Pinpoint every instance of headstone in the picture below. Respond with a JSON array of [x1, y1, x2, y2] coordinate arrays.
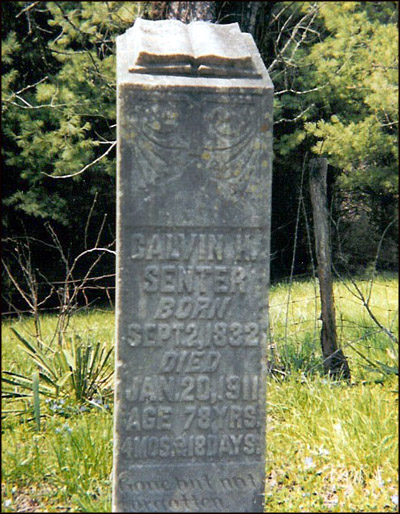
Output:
[[113, 18, 273, 513]]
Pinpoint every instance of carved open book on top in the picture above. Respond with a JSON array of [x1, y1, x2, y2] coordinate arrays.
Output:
[[129, 19, 262, 78]]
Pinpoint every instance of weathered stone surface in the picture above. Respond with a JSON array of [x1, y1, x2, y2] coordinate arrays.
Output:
[[129, 19, 259, 77], [113, 19, 273, 513]]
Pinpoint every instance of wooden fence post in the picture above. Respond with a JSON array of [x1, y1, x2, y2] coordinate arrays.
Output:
[[309, 158, 351, 380]]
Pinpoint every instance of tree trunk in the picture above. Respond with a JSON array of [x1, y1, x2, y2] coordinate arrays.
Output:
[[241, 2, 262, 36], [149, 2, 263, 38], [309, 158, 351, 380], [165, 1, 216, 22]]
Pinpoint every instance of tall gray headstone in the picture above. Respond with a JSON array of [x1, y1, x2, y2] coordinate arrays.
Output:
[[113, 18, 273, 513]]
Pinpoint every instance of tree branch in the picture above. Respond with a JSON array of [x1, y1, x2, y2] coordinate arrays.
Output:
[[275, 104, 315, 124], [41, 141, 116, 179], [16, 1, 41, 18]]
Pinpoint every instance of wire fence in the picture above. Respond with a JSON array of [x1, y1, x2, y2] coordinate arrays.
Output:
[[3, 248, 398, 366], [2, 158, 398, 379], [267, 271, 398, 375]]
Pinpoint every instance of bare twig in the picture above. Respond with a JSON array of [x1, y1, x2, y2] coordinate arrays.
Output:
[[332, 218, 398, 345], [268, 5, 318, 74], [14, 76, 49, 96], [2, 259, 34, 310], [16, 2, 41, 18], [275, 104, 315, 124], [268, 2, 297, 28], [41, 141, 116, 179], [275, 85, 329, 96], [366, 219, 396, 304], [284, 153, 308, 349], [85, 192, 98, 250], [94, 214, 108, 250]]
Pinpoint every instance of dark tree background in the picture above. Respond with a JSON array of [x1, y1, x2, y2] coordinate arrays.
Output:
[[2, 1, 398, 313]]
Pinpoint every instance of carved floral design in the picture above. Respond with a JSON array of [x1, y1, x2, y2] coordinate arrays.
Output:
[[126, 93, 265, 197]]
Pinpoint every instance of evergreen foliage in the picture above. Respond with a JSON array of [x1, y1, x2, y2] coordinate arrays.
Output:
[[3, 2, 146, 228], [2, 1, 398, 309], [259, 2, 398, 274], [305, 3, 397, 194]]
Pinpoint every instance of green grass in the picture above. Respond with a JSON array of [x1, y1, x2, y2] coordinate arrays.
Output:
[[269, 273, 398, 380], [266, 373, 398, 512], [2, 276, 398, 512], [2, 410, 113, 512], [266, 273, 398, 511], [2, 308, 115, 512], [2, 308, 115, 378]]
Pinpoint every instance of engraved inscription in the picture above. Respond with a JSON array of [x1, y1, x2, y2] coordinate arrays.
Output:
[[131, 233, 224, 261], [118, 494, 224, 512], [120, 228, 266, 470], [143, 265, 247, 294], [118, 471, 258, 493], [130, 232, 262, 262], [126, 322, 261, 348], [125, 374, 260, 403], [116, 467, 263, 511], [120, 433, 261, 459], [154, 295, 232, 320]]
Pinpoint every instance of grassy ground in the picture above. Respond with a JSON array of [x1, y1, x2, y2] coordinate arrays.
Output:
[[2, 309, 115, 512], [2, 275, 398, 512], [265, 374, 398, 511], [266, 273, 398, 512]]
